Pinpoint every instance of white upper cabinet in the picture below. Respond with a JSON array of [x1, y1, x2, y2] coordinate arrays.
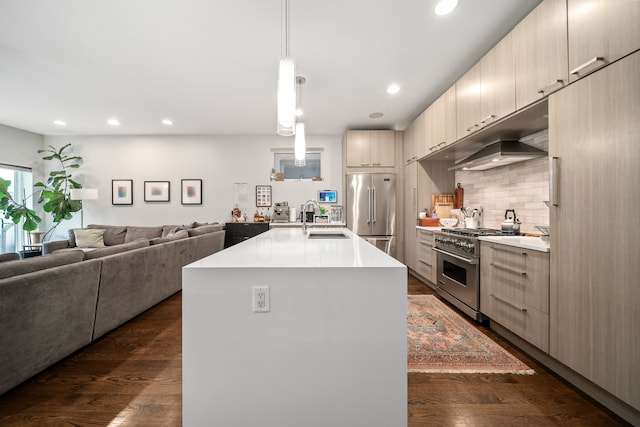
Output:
[[514, 0, 569, 110], [568, 0, 640, 82]]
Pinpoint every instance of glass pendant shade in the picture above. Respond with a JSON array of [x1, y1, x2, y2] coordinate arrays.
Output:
[[277, 57, 296, 136], [294, 122, 306, 166]]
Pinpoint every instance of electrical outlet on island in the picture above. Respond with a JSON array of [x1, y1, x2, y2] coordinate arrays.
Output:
[[252, 286, 270, 313]]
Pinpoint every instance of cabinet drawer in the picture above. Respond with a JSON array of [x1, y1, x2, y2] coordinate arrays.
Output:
[[486, 243, 549, 273], [416, 229, 434, 245], [484, 295, 549, 352]]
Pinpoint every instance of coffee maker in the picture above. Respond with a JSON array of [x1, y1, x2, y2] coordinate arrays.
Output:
[[272, 202, 290, 223]]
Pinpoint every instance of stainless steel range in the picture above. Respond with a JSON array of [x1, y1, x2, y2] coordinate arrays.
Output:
[[433, 228, 504, 322]]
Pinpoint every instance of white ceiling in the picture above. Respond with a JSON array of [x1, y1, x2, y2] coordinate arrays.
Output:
[[0, 0, 541, 137]]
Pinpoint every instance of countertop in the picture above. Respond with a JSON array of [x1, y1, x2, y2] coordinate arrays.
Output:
[[187, 227, 404, 269], [269, 222, 346, 228], [479, 235, 550, 252], [416, 226, 442, 231]]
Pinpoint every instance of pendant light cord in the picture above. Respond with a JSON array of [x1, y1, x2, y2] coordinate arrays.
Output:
[[282, 0, 290, 58]]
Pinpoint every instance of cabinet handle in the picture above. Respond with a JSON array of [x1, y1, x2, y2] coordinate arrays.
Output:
[[480, 114, 496, 124], [419, 242, 433, 248], [429, 145, 438, 151], [412, 187, 417, 209], [465, 124, 479, 133], [361, 162, 370, 166], [437, 141, 446, 147], [570, 56, 606, 77], [490, 293, 527, 312], [371, 163, 382, 166], [550, 156, 559, 207], [490, 262, 527, 277], [490, 245, 527, 256], [418, 259, 432, 267], [537, 79, 565, 95]]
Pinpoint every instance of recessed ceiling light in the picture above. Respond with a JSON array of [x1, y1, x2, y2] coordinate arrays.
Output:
[[53, 120, 66, 126], [434, 0, 458, 16], [162, 119, 173, 126], [369, 112, 384, 119], [386, 84, 400, 94], [107, 119, 120, 126]]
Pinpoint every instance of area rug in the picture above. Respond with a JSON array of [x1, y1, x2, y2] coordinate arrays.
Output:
[[408, 295, 534, 374]]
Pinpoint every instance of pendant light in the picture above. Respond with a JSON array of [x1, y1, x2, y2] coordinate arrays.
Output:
[[294, 76, 306, 166], [277, 0, 296, 136]]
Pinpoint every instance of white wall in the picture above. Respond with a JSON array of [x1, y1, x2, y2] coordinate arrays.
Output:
[[43, 134, 343, 239]]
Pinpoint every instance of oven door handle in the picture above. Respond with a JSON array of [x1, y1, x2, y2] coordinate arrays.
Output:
[[433, 248, 479, 265]]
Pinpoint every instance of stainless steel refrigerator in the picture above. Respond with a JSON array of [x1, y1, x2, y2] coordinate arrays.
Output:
[[346, 173, 397, 257]]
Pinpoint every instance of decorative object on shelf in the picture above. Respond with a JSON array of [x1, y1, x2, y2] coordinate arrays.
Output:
[[231, 205, 242, 222], [276, 0, 296, 136], [255, 185, 272, 207], [112, 179, 133, 205], [1, 143, 83, 241], [439, 217, 458, 227], [144, 181, 170, 203], [181, 179, 202, 205], [70, 188, 99, 228]]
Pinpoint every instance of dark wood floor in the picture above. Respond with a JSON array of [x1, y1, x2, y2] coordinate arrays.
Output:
[[0, 274, 628, 426]]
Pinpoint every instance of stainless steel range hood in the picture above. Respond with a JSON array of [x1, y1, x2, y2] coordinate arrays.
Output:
[[448, 140, 547, 171]]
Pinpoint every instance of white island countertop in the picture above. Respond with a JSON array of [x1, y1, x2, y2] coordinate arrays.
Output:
[[188, 226, 404, 269], [183, 226, 407, 427]]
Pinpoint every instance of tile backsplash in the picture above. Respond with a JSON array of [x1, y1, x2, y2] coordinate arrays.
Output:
[[454, 129, 549, 234]]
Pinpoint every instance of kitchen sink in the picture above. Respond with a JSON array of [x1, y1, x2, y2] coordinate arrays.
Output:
[[307, 231, 350, 239]]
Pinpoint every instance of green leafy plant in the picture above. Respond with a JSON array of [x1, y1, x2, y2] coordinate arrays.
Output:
[[0, 143, 83, 240]]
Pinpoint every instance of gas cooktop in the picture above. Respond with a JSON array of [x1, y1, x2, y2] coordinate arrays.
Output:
[[440, 228, 504, 237]]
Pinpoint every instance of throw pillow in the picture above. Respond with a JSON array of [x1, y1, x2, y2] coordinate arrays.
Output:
[[74, 228, 106, 248]]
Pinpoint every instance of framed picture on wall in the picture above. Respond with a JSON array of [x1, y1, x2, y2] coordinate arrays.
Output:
[[181, 179, 202, 205], [144, 181, 170, 202], [112, 179, 133, 205], [255, 185, 272, 207]]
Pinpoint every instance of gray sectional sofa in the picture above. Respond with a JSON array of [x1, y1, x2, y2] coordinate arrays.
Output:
[[0, 222, 225, 395]]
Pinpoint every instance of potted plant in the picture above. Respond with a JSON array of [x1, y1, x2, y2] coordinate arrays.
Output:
[[0, 143, 83, 242]]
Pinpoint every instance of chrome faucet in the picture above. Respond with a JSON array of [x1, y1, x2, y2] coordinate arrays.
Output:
[[301, 200, 319, 234]]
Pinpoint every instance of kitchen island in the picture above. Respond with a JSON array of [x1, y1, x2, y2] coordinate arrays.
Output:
[[182, 227, 407, 427]]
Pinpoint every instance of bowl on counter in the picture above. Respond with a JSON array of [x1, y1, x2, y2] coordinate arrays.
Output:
[[439, 217, 458, 227]]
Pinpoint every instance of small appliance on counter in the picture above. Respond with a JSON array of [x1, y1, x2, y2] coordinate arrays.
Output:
[[272, 202, 290, 223], [501, 209, 521, 234]]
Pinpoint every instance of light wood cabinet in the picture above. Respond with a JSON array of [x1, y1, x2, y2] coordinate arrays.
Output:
[[426, 85, 456, 155], [514, 0, 569, 110], [403, 161, 418, 270], [567, 0, 640, 82], [455, 63, 482, 139], [456, 34, 515, 139], [416, 228, 436, 285], [345, 130, 396, 167], [548, 51, 640, 411], [480, 242, 550, 351], [480, 32, 515, 128], [403, 118, 417, 165], [412, 111, 428, 160]]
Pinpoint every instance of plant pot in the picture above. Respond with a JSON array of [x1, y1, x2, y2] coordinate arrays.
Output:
[[30, 231, 44, 244]]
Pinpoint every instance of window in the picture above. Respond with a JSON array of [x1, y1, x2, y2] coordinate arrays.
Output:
[[273, 151, 322, 180], [1, 165, 33, 253]]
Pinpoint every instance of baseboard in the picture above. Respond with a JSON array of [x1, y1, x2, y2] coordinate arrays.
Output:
[[491, 321, 640, 426], [408, 269, 437, 291]]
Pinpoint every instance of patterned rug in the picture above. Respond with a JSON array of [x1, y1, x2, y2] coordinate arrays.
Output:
[[408, 295, 534, 374]]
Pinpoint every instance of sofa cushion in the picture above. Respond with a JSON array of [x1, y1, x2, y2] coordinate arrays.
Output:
[[0, 251, 85, 280], [74, 228, 105, 248], [84, 239, 150, 260], [124, 226, 163, 243], [150, 229, 189, 245], [187, 223, 224, 237], [162, 225, 184, 237], [87, 224, 127, 246], [0, 253, 20, 263]]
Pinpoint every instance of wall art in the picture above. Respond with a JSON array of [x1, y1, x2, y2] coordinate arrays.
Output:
[[112, 179, 133, 205], [181, 179, 202, 205], [144, 181, 170, 202]]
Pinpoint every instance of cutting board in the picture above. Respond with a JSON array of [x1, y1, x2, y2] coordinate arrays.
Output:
[[434, 202, 454, 218], [432, 194, 454, 218]]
